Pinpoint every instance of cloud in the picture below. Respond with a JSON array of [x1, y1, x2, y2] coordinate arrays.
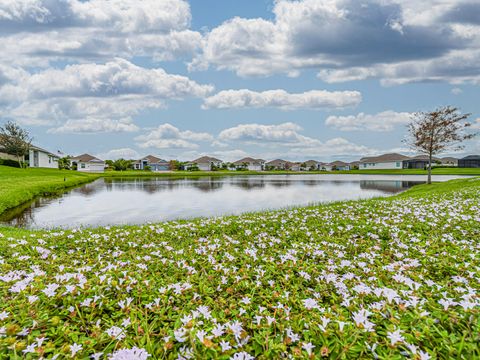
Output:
[[191, 0, 479, 84], [96, 148, 141, 160], [202, 89, 361, 110], [48, 118, 139, 134], [472, 118, 480, 129], [325, 111, 412, 132], [218, 122, 320, 147], [0, 59, 213, 131], [0, 0, 200, 65], [451, 87, 463, 95], [135, 123, 214, 149]]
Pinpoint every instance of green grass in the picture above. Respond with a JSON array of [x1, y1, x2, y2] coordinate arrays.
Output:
[[0, 166, 100, 214], [0, 176, 478, 358]]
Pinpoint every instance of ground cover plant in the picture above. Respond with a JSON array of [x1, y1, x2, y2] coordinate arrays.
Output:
[[0, 178, 479, 359]]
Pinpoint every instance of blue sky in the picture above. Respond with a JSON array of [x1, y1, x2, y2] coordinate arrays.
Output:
[[0, 0, 479, 162]]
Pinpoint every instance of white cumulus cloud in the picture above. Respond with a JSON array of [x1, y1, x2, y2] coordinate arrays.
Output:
[[202, 89, 362, 110], [325, 111, 412, 132], [135, 123, 214, 149]]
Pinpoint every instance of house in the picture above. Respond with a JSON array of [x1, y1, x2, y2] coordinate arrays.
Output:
[[441, 157, 458, 166], [403, 155, 441, 169], [232, 157, 265, 171], [70, 154, 105, 173], [329, 161, 351, 171], [304, 160, 321, 171], [349, 161, 360, 170], [287, 162, 302, 171], [359, 153, 410, 170], [318, 162, 331, 171], [186, 156, 223, 171], [265, 159, 288, 170], [26, 145, 60, 169], [458, 155, 480, 168], [133, 155, 170, 171]]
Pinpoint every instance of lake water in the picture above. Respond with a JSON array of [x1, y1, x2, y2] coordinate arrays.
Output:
[[0, 174, 466, 229]]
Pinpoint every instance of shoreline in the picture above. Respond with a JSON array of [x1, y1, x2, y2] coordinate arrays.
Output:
[[1, 165, 479, 218]]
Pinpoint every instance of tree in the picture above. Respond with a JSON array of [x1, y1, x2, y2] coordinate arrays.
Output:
[[0, 121, 32, 168], [405, 106, 475, 184], [111, 158, 134, 171], [58, 156, 71, 170]]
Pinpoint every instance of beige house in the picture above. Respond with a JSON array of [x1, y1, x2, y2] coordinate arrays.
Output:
[[70, 154, 105, 173], [232, 157, 265, 171], [360, 153, 410, 170]]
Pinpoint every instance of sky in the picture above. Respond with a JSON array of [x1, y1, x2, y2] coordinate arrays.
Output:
[[0, 0, 479, 162]]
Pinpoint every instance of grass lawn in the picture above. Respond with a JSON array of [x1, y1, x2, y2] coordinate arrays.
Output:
[[0, 166, 100, 214], [0, 176, 478, 358]]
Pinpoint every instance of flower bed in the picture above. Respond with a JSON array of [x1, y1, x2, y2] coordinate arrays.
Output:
[[0, 180, 479, 358]]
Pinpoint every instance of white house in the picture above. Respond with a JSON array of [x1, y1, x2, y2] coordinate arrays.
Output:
[[328, 160, 351, 171], [359, 153, 410, 170], [186, 156, 223, 171], [70, 153, 105, 173], [232, 157, 265, 171], [304, 160, 321, 171], [27, 145, 60, 169]]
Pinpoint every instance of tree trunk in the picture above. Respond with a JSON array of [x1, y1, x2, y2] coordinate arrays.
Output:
[[427, 152, 432, 185], [17, 155, 23, 169]]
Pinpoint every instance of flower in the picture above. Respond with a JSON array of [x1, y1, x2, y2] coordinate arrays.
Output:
[[108, 347, 150, 360], [70, 343, 83, 357]]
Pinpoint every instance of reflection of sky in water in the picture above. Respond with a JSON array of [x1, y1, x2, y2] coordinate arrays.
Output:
[[2, 174, 468, 229]]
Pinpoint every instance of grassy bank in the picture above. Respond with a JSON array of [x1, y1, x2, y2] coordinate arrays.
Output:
[[0, 166, 99, 214], [0, 177, 478, 358]]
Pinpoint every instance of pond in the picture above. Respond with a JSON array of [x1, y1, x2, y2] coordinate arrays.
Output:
[[0, 174, 466, 229]]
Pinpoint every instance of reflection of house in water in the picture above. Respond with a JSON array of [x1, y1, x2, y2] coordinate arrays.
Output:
[[190, 179, 224, 192], [360, 180, 422, 193], [231, 178, 266, 190]]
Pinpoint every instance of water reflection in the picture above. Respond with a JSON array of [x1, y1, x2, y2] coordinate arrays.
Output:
[[0, 174, 466, 229]]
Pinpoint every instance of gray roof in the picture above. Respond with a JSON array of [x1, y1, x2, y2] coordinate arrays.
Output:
[[460, 155, 480, 160], [360, 153, 410, 163], [192, 156, 222, 163], [233, 157, 265, 165], [30, 145, 60, 158], [71, 153, 104, 163]]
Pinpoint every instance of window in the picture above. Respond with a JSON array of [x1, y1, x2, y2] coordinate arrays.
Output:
[[81, 163, 86, 169], [48, 156, 52, 163], [396, 162, 400, 167]]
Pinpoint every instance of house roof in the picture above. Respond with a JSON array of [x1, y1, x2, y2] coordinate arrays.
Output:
[[304, 160, 320, 166], [266, 159, 287, 166], [360, 153, 410, 163], [192, 156, 222, 163], [349, 161, 360, 166], [406, 155, 441, 161], [139, 155, 168, 164], [460, 155, 480, 160], [329, 160, 349, 166], [232, 157, 265, 165], [71, 153, 104, 163], [30, 145, 60, 158], [441, 157, 458, 162]]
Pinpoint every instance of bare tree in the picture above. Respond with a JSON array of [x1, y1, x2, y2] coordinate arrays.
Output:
[[0, 121, 33, 168], [405, 106, 475, 184]]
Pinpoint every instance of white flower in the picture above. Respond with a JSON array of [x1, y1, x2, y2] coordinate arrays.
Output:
[[70, 343, 82, 357], [220, 340, 232, 352], [108, 347, 150, 360], [106, 326, 125, 340], [23, 343, 36, 354], [387, 329, 405, 346], [231, 352, 254, 360], [419, 350, 431, 360], [174, 328, 188, 343], [0, 311, 9, 321], [302, 342, 315, 355], [91, 352, 103, 360], [302, 298, 318, 310]]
